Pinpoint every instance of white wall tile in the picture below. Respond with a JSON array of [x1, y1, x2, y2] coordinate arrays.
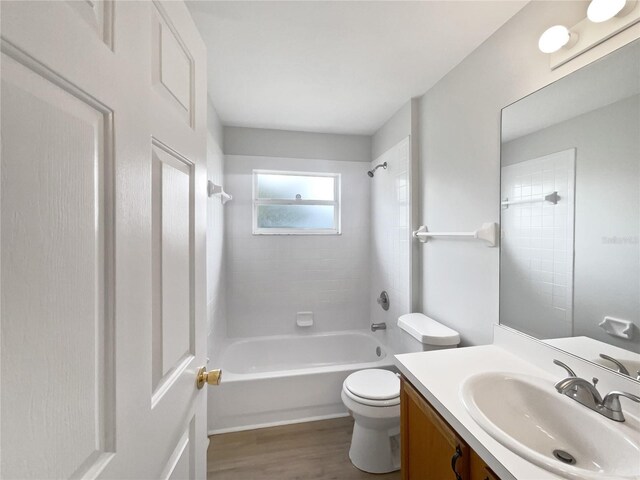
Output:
[[206, 109, 227, 357], [500, 149, 575, 339], [369, 138, 412, 352], [224, 155, 371, 337]]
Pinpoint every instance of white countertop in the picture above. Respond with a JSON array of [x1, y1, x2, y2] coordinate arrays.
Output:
[[394, 344, 566, 480]]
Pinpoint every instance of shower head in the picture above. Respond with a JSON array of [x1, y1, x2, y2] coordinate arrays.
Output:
[[367, 162, 387, 177]]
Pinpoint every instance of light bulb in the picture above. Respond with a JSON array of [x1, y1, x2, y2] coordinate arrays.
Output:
[[587, 0, 627, 22], [538, 25, 572, 54]]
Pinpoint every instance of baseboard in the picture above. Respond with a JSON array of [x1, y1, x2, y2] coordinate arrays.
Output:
[[208, 412, 351, 436]]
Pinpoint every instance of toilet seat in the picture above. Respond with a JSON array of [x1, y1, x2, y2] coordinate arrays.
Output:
[[343, 388, 400, 407], [343, 369, 400, 407]]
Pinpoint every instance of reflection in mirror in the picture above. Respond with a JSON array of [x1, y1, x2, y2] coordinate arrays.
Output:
[[500, 39, 640, 381]]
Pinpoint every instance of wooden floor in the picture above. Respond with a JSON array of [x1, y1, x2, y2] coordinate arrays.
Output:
[[207, 416, 401, 480]]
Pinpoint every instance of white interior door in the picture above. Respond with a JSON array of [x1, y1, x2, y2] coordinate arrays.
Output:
[[0, 1, 208, 478]]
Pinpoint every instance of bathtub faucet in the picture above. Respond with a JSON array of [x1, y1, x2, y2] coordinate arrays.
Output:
[[371, 322, 387, 332]]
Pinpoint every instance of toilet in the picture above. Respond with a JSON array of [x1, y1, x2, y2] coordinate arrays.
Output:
[[341, 313, 460, 473]]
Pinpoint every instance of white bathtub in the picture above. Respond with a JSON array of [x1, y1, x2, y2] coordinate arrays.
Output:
[[208, 330, 394, 434]]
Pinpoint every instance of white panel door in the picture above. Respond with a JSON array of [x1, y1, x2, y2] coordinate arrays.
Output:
[[0, 1, 208, 478]]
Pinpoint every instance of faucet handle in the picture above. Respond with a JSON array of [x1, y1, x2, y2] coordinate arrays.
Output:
[[553, 359, 577, 377], [603, 391, 640, 407], [602, 391, 640, 421]]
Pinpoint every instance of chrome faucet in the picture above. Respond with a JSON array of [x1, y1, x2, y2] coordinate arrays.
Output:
[[554, 360, 640, 422], [555, 376, 603, 409], [371, 322, 387, 332]]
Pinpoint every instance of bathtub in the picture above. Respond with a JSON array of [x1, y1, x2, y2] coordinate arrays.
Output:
[[208, 330, 394, 434]]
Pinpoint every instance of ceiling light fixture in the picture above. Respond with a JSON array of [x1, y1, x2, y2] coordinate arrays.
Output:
[[587, 0, 628, 22], [538, 25, 577, 53], [539, 0, 639, 69]]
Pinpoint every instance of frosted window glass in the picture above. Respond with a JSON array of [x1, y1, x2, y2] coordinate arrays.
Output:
[[257, 205, 335, 229], [257, 174, 334, 200]]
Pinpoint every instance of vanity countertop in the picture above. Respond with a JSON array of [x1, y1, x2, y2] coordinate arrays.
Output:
[[395, 344, 568, 480]]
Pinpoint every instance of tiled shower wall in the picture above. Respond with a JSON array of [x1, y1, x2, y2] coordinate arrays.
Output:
[[206, 102, 226, 357], [500, 149, 575, 338], [370, 137, 412, 353], [223, 154, 371, 338]]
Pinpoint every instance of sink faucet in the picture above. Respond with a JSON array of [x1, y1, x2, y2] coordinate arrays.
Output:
[[371, 322, 387, 332], [555, 376, 603, 409], [554, 360, 640, 422]]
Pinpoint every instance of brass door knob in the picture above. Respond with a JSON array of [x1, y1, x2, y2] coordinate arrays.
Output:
[[196, 367, 222, 389]]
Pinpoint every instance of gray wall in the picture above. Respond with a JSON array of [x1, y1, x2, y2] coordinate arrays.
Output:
[[502, 96, 639, 352], [224, 126, 371, 162], [417, 0, 640, 346], [372, 101, 412, 160], [208, 99, 224, 151]]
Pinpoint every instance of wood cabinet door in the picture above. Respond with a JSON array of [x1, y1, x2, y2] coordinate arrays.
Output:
[[401, 377, 470, 480], [471, 451, 501, 480]]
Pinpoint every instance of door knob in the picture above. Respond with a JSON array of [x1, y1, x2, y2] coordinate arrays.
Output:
[[196, 367, 222, 389]]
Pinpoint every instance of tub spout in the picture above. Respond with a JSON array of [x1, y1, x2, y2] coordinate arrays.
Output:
[[371, 322, 387, 332]]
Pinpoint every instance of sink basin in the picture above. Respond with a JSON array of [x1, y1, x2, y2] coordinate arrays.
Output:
[[461, 372, 640, 479]]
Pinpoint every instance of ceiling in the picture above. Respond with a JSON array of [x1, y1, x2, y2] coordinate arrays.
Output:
[[187, 1, 528, 135]]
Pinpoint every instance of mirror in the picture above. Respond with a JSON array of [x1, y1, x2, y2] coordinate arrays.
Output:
[[500, 39, 640, 381]]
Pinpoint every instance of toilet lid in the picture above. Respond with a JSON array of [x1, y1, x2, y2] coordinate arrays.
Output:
[[344, 369, 400, 400]]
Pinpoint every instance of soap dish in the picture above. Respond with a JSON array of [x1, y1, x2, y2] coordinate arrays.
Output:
[[599, 316, 634, 340], [296, 312, 313, 327]]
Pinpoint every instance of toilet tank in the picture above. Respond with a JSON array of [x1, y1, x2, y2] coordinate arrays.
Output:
[[397, 313, 460, 353]]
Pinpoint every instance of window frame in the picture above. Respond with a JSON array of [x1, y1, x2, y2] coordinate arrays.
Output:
[[252, 169, 342, 235]]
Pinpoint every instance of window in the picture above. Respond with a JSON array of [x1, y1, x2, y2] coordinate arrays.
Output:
[[253, 170, 341, 235]]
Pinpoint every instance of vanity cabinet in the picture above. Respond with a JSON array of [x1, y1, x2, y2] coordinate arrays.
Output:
[[471, 451, 500, 480], [400, 377, 500, 480]]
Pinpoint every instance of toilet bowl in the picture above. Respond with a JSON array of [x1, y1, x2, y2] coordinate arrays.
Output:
[[341, 369, 401, 474], [342, 313, 460, 473]]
